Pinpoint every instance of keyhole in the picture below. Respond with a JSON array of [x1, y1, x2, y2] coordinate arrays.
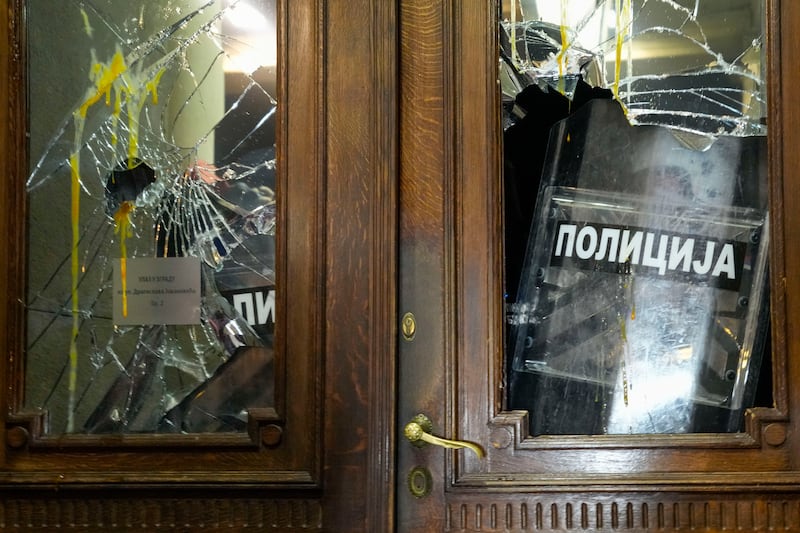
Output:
[[407, 466, 432, 498], [402, 312, 417, 341]]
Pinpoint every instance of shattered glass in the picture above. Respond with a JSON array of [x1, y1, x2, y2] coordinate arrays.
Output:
[[500, 0, 766, 137], [501, 0, 771, 435], [25, 0, 278, 434]]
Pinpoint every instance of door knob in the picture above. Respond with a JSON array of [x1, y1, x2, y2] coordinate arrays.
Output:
[[403, 413, 484, 458]]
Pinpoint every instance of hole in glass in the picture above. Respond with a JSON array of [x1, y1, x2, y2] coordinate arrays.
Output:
[[25, 0, 278, 435], [501, 0, 772, 435]]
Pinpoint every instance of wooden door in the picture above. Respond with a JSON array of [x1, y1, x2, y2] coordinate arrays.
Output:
[[0, 1, 396, 530], [398, 1, 800, 531]]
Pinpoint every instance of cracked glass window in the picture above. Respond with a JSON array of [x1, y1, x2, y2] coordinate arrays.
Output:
[[25, 0, 278, 434], [500, 0, 764, 136], [502, 0, 770, 435]]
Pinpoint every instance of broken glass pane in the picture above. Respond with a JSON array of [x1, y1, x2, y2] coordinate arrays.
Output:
[[25, 0, 278, 434], [501, 0, 771, 435], [500, 0, 765, 137]]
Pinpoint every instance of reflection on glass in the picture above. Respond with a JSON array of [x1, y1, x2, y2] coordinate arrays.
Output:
[[25, 0, 278, 434], [501, 0, 770, 435]]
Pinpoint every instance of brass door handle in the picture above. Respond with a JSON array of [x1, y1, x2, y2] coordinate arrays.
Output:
[[403, 414, 484, 458]]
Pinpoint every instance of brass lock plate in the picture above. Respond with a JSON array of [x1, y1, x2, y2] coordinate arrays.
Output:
[[401, 312, 416, 341], [407, 466, 433, 498]]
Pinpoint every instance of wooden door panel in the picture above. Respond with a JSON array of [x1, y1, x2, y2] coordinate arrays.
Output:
[[2, 0, 322, 486], [398, 0, 800, 530], [0, 1, 396, 530], [397, 0, 450, 530]]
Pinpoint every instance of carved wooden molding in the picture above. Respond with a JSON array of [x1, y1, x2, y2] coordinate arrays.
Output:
[[0, 497, 322, 530], [446, 494, 800, 532], [487, 409, 792, 452]]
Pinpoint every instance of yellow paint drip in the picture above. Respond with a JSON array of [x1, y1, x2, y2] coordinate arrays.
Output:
[[612, 0, 633, 116], [110, 86, 122, 146], [556, 0, 570, 95], [114, 201, 135, 317], [68, 152, 81, 431], [65, 47, 165, 431], [127, 110, 140, 164], [146, 69, 166, 105]]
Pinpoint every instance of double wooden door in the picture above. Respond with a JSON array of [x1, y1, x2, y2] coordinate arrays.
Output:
[[4, 1, 800, 531]]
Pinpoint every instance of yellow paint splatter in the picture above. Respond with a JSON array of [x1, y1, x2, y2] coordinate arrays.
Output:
[[78, 50, 127, 118], [121, 67, 165, 165], [127, 110, 140, 164], [146, 68, 166, 105], [110, 86, 122, 146], [114, 201, 136, 317], [65, 47, 165, 432], [556, 0, 570, 95]]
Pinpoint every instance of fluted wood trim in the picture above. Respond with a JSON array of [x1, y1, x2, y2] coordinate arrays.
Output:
[[0, 497, 322, 531], [445, 494, 800, 532]]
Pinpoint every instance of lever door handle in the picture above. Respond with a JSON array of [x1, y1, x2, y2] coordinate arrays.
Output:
[[403, 413, 484, 458]]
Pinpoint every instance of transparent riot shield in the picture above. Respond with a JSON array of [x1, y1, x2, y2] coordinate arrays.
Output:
[[509, 98, 769, 435]]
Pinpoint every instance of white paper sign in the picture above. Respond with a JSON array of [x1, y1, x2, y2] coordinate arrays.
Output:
[[113, 257, 201, 325]]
